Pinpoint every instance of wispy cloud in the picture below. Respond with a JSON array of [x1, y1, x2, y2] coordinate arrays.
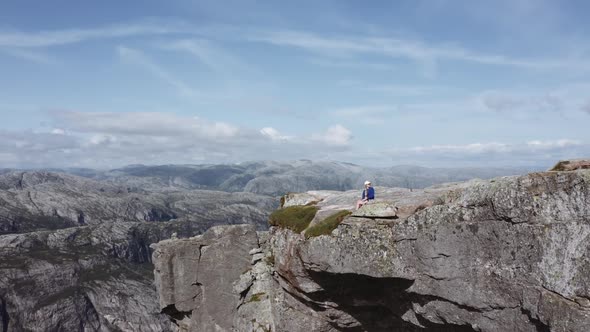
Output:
[[0, 47, 55, 64], [337, 80, 442, 96], [117, 46, 200, 98], [476, 85, 590, 116], [0, 20, 190, 48], [479, 91, 563, 113], [364, 84, 441, 96], [385, 139, 588, 167], [307, 58, 397, 71], [399, 139, 584, 156], [161, 39, 247, 76], [251, 29, 590, 71], [407, 142, 511, 154], [526, 139, 581, 149], [403, 140, 583, 154]]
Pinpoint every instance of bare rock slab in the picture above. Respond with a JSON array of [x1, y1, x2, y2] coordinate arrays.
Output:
[[351, 201, 398, 218]]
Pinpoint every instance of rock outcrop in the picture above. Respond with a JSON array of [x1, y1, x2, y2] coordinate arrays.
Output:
[[152, 224, 260, 331], [0, 171, 278, 331], [549, 159, 590, 171], [153, 167, 590, 331], [0, 222, 180, 331]]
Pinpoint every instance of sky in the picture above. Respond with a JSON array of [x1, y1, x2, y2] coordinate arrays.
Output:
[[0, 0, 589, 169]]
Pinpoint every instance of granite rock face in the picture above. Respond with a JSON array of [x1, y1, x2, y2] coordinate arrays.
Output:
[[351, 201, 398, 218], [0, 171, 278, 332], [154, 168, 590, 331], [0, 222, 184, 332], [152, 224, 259, 331]]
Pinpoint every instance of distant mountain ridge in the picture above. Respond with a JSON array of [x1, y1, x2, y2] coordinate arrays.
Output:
[[35, 160, 538, 196]]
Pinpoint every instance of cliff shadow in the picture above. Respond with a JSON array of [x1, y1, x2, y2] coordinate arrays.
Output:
[[307, 271, 477, 332]]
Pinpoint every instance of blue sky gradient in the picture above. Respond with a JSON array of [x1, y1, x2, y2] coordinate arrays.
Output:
[[1, 0, 589, 168]]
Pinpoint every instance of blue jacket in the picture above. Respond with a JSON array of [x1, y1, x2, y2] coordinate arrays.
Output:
[[362, 186, 375, 200]]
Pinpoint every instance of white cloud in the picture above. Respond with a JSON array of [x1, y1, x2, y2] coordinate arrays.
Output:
[[0, 111, 361, 168], [89, 134, 117, 146], [0, 129, 80, 153], [408, 142, 510, 154], [53, 111, 238, 139], [51, 128, 66, 135], [260, 127, 293, 141], [526, 139, 581, 149], [312, 124, 352, 146], [1, 116, 588, 168], [205, 121, 239, 138]]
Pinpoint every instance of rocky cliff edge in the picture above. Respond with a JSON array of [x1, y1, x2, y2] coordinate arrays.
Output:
[[152, 163, 590, 332]]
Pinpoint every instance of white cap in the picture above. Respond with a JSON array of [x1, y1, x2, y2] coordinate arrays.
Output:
[[364, 180, 371, 185]]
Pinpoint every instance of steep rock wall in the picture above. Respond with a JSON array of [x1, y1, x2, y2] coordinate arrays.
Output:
[[153, 168, 590, 331]]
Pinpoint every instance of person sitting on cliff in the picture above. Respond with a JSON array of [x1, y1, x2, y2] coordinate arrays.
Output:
[[356, 180, 375, 210]]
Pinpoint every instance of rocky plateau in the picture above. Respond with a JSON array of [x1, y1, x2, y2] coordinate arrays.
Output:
[[153, 162, 590, 331]]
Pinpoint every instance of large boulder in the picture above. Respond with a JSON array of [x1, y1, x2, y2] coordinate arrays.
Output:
[[351, 201, 398, 218], [549, 159, 590, 171], [152, 224, 259, 331]]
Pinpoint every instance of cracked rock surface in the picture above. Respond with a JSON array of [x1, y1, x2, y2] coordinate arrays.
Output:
[[154, 168, 590, 331], [152, 224, 259, 331], [0, 171, 277, 331]]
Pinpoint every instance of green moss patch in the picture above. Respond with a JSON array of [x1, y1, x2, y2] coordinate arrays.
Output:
[[269, 205, 319, 233], [305, 210, 352, 238], [248, 292, 266, 303]]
